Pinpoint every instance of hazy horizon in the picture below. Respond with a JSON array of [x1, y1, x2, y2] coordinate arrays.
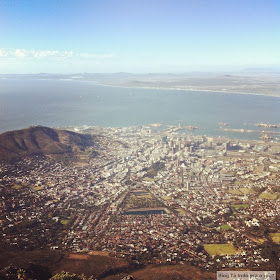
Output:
[[1, 68, 280, 75], [1, 0, 280, 74]]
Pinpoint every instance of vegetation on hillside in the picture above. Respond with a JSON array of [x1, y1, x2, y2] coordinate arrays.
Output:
[[0, 126, 94, 162], [50, 271, 94, 280]]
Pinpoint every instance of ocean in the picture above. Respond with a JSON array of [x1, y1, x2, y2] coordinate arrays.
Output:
[[0, 78, 280, 140]]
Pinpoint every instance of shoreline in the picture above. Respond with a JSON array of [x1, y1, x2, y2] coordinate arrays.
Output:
[[88, 81, 280, 98], [1, 77, 279, 98], [1, 122, 280, 143]]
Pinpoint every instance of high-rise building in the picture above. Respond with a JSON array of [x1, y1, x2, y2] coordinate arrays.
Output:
[[186, 180, 190, 191], [181, 167, 184, 188]]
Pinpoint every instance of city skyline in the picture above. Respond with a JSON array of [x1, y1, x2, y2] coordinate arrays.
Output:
[[0, 0, 280, 73]]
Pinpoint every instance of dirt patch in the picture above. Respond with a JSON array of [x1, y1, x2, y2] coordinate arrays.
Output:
[[89, 250, 110, 256], [102, 264, 216, 280], [68, 254, 89, 260]]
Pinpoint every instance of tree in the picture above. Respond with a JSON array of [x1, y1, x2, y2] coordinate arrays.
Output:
[[50, 271, 94, 280], [17, 268, 29, 280]]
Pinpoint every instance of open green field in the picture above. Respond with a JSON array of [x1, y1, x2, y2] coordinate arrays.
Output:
[[239, 187, 253, 194], [12, 184, 23, 190], [255, 238, 266, 244], [228, 187, 255, 195], [32, 186, 44, 191], [228, 189, 241, 195], [246, 236, 266, 244], [175, 208, 186, 215], [219, 224, 232, 230], [61, 219, 70, 225], [270, 232, 280, 244], [162, 196, 172, 201], [204, 243, 237, 256], [258, 192, 278, 200], [231, 204, 249, 209]]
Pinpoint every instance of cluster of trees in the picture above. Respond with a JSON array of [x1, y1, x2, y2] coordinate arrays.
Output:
[[50, 271, 94, 280], [125, 193, 163, 209], [261, 241, 280, 268], [143, 161, 165, 178], [1, 269, 94, 280]]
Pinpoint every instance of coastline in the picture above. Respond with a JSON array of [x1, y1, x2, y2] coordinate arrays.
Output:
[[1, 76, 279, 98], [89, 81, 280, 98]]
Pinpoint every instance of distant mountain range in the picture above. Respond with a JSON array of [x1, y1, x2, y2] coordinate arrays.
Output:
[[0, 126, 94, 162], [1, 72, 280, 96]]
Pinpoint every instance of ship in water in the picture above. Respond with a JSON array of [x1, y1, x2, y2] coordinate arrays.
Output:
[[256, 123, 280, 128], [150, 123, 162, 127], [186, 125, 199, 131]]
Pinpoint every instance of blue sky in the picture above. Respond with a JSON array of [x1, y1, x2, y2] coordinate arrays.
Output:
[[0, 0, 279, 73]]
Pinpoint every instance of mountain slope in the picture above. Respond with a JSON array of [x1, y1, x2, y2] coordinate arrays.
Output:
[[0, 126, 94, 162]]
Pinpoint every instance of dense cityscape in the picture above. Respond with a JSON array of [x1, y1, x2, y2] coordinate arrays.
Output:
[[0, 124, 280, 273]]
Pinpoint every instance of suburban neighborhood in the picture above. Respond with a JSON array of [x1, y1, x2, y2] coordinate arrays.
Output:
[[0, 124, 280, 271]]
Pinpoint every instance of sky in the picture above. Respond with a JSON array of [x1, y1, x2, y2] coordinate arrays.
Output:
[[0, 0, 280, 74]]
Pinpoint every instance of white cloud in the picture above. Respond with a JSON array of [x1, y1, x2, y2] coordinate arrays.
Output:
[[30, 50, 74, 58], [15, 49, 26, 57], [0, 48, 115, 60]]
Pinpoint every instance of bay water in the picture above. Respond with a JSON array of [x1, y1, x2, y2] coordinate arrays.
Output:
[[0, 78, 279, 140]]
